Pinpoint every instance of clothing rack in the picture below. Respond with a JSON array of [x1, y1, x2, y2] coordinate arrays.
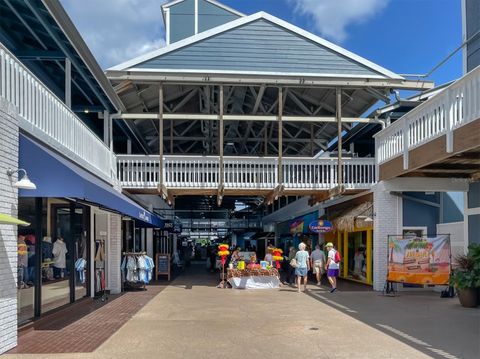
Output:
[[121, 252, 154, 291]]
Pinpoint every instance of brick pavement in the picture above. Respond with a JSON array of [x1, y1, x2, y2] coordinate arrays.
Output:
[[7, 284, 165, 354]]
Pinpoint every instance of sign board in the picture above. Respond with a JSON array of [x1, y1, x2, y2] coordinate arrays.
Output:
[[156, 253, 171, 281], [309, 220, 333, 233], [387, 235, 451, 285]]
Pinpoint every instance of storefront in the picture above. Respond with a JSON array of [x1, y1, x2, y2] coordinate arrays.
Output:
[[324, 196, 374, 285], [276, 211, 320, 253], [16, 135, 163, 324]]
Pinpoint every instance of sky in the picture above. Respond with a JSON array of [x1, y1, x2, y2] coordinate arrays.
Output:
[[60, 0, 463, 88]]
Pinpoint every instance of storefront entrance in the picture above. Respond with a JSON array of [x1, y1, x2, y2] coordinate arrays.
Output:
[[17, 198, 90, 324]]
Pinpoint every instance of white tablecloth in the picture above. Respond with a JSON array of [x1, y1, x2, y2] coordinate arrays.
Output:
[[228, 275, 280, 289]]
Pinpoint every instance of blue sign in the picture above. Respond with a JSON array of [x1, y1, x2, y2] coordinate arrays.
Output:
[[309, 220, 333, 233]]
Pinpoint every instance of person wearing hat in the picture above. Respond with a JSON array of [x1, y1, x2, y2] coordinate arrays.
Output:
[[325, 242, 339, 292]]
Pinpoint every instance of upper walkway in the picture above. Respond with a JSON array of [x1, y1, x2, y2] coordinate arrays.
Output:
[[375, 65, 480, 180], [0, 42, 117, 186], [117, 154, 376, 196]]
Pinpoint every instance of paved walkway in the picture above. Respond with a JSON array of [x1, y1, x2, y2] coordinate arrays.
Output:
[[5, 266, 480, 359]]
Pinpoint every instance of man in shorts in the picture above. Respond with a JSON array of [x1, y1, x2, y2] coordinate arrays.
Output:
[[310, 244, 326, 285], [325, 242, 339, 293]]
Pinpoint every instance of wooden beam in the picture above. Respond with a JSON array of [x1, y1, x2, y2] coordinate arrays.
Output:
[[218, 85, 224, 206], [278, 88, 283, 186], [336, 88, 343, 188], [158, 85, 164, 192]]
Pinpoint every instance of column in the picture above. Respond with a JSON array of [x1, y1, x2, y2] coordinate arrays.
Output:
[[159, 85, 164, 188], [336, 88, 343, 187], [366, 229, 373, 284], [107, 214, 122, 294], [343, 230, 348, 278], [278, 88, 283, 185], [373, 183, 401, 291], [65, 57, 71, 108], [0, 98, 20, 353], [219, 85, 224, 191]]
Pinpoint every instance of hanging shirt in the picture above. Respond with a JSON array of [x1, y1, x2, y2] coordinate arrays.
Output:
[[52, 239, 68, 269]]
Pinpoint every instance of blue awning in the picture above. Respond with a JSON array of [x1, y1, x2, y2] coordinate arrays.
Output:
[[18, 134, 163, 228]]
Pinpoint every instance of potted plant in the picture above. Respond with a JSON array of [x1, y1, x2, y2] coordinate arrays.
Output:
[[450, 244, 480, 308]]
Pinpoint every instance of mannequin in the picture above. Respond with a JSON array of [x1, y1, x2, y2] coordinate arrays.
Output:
[[52, 237, 68, 279]]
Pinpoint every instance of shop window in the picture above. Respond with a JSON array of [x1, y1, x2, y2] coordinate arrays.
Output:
[[346, 231, 369, 283]]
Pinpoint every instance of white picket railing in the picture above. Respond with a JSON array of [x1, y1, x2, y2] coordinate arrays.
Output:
[[0, 43, 115, 183], [117, 155, 376, 190], [375, 65, 480, 166]]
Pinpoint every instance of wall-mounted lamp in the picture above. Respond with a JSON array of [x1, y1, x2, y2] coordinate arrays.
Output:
[[7, 168, 37, 190], [356, 215, 373, 222]]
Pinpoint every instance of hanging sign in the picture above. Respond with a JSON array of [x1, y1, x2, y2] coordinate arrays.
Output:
[[387, 235, 451, 285], [309, 220, 333, 233]]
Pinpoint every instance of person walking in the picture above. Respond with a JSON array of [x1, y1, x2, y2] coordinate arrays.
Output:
[[325, 242, 339, 293], [294, 242, 310, 293], [285, 246, 296, 285], [311, 244, 326, 285]]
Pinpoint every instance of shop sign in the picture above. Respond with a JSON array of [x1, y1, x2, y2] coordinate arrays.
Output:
[[387, 234, 451, 285], [308, 220, 333, 233]]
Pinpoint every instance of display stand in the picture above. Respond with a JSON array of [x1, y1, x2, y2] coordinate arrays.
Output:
[[156, 253, 171, 281], [123, 252, 147, 291]]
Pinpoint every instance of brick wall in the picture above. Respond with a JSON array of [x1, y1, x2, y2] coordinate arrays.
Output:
[[0, 98, 19, 354], [108, 213, 122, 294], [373, 184, 401, 291]]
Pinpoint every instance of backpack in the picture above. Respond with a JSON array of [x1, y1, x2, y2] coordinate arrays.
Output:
[[334, 250, 341, 263]]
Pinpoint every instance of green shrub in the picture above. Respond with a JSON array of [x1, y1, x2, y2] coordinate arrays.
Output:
[[449, 244, 480, 289]]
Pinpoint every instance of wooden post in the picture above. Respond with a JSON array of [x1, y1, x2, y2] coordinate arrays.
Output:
[[264, 122, 268, 156], [218, 85, 224, 205], [278, 88, 283, 185], [336, 88, 343, 187], [343, 230, 348, 278], [310, 123, 314, 157], [159, 85, 164, 188], [170, 119, 174, 154]]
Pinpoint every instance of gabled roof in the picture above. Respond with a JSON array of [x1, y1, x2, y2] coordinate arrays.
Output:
[[108, 12, 403, 80]]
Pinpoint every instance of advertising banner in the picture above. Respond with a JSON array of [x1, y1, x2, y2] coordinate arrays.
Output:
[[387, 235, 451, 285]]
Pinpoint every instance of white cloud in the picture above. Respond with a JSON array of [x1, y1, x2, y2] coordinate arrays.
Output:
[[60, 0, 167, 69], [289, 0, 389, 42]]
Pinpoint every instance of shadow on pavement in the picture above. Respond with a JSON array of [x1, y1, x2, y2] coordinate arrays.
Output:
[[305, 286, 480, 359]]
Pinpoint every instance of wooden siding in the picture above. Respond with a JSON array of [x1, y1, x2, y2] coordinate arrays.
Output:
[[137, 19, 384, 77]]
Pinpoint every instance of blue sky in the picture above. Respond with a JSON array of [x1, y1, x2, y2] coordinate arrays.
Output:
[[62, 0, 463, 88]]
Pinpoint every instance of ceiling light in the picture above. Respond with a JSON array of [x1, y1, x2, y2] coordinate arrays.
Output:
[[7, 169, 37, 190]]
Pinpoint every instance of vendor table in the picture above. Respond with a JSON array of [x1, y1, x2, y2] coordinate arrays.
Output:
[[227, 268, 280, 289]]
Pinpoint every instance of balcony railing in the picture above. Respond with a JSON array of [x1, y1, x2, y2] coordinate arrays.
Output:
[[0, 43, 115, 183], [117, 155, 376, 191], [375, 65, 480, 166]]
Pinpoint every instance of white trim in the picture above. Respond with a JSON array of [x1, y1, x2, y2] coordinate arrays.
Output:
[[108, 11, 403, 80], [194, 0, 199, 34], [165, 8, 171, 45], [162, 0, 245, 17], [123, 67, 390, 79], [461, 0, 467, 74]]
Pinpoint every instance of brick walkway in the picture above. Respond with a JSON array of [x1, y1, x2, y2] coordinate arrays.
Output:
[[8, 284, 165, 354]]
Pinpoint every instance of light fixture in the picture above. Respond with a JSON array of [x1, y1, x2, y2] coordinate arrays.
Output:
[[7, 168, 37, 190]]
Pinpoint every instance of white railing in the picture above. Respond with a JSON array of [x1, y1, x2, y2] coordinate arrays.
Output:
[[117, 155, 376, 190], [0, 43, 115, 183], [375, 65, 480, 166]]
